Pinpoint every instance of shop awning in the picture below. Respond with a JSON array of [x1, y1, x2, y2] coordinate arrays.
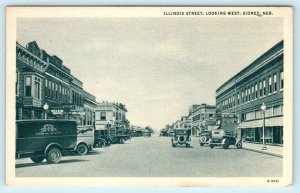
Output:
[[237, 116, 283, 129]]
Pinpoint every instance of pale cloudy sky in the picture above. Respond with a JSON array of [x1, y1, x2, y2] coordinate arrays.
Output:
[[17, 17, 283, 131]]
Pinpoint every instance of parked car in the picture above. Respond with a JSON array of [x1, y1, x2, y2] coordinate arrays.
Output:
[[16, 119, 78, 164], [208, 113, 242, 149], [76, 125, 94, 155], [171, 128, 191, 148], [94, 129, 112, 148], [199, 130, 212, 146]]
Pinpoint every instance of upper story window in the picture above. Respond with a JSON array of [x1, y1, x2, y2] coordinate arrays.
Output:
[[280, 70, 284, 90], [100, 112, 106, 121], [24, 75, 41, 99], [34, 77, 41, 99], [241, 91, 244, 104], [263, 79, 266, 96], [268, 76, 273, 94], [251, 86, 254, 100], [259, 81, 263, 97], [255, 84, 258, 99], [245, 89, 248, 102], [248, 87, 251, 101], [237, 93, 240, 105], [273, 74, 277, 92], [25, 76, 32, 97]]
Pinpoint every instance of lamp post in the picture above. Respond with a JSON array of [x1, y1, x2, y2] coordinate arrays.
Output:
[[261, 103, 267, 150], [43, 102, 49, 119]]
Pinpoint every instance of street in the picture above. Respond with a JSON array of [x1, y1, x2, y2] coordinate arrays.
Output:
[[15, 136, 282, 177]]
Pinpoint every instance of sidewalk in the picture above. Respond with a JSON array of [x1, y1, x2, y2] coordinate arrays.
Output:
[[242, 142, 283, 158]]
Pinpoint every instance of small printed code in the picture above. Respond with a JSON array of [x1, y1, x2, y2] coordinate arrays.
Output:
[[267, 179, 279, 183]]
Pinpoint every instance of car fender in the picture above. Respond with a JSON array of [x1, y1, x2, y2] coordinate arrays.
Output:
[[44, 143, 63, 156]]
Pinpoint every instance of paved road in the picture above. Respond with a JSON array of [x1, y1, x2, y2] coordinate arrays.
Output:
[[15, 136, 282, 177]]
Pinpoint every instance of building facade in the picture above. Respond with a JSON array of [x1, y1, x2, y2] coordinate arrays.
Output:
[[189, 104, 217, 135], [16, 41, 97, 125], [216, 40, 284, 146], [95, 101, 129, 131]]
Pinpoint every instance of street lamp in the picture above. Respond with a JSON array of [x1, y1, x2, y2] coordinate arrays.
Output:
[[43, 102, 49, 119], [261, 103, 267, 150]]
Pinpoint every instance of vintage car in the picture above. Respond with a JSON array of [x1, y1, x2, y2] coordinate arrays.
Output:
[[208, 130, 242, 149], [199, 130, 212, 146], [94, 129, 113, 148], [76, 125, 95, 155], [16, 119, 78, 164], [171, 128, 191, 148]]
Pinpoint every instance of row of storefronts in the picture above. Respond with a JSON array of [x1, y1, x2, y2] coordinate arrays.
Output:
[[164, 40, 284, 148], [16, 41, 98, 126]]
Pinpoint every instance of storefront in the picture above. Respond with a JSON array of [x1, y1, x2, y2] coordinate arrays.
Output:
[[238, 116, 283, 145]]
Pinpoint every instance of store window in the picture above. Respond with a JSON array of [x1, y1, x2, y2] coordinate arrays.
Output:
[[25, 76, 32, 96]]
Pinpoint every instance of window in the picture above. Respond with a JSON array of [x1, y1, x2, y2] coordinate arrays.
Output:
[[34, 77, 41, 99], [95, 112, 101, 120], [263, 79, 266, 96], [45, 79, 48, 97], [280, 70, 284, 90], [209, 114, 213, 120], [248, 87, 251, 101], [241, 91, 244, 104], [274, 74, 277, 92], [259, 81, 263, 97], [237, 93, 240, 105], [255, 84, 258, 99], [251, 86, 254, 100], [268, 76, 272, 94], [51, 81, 55, 98], [245, 89, 248, 102], [25, 76, 32, 96], [100, 112, 106, 120]]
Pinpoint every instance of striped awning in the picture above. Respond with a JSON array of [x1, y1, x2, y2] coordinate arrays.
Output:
[[237, 116, 283, 128]]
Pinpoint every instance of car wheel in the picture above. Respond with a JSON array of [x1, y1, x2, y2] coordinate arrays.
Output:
[[77, 144, 88, 155], [200, 143, 204, 146], [186, 144, 190, 148], [223, 139, 229, 149], [236, 141, 242, 149], [98, 141, 106, 148], [46, 147, 62, 164], [201, 136, 207, 142], [209, 144, 214, 149], [172, 143, 176, 147], [31, 156, 45, 163]]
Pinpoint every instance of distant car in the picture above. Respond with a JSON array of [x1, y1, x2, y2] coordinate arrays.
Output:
[[199, 130, 212, 146], [171, 128, 191, 148], [208, 130, 242, 149], [16, 119, 78, 164]]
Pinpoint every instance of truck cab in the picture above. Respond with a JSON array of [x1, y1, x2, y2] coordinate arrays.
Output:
[[208, 113, 242, 149]]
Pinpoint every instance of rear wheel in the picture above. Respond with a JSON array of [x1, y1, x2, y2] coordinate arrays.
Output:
[[46, 147, 62, 164], [236, 141, 242, 149], [31, 156, 44, 163], [200, 143, 204, 146], [77, 144, 88, 155], [209, 144, 215, 149], [98, 141, 106, 148]]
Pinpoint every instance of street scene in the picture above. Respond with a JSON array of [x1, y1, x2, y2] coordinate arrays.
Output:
[[16, 136, 282, 177], [13, 13, 285, 179]]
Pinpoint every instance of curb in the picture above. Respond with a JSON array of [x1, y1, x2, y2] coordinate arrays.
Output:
[[242, 147, 283, 158]]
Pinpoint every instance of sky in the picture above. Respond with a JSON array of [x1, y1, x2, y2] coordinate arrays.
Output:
[[17, 17, 283, 131]]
